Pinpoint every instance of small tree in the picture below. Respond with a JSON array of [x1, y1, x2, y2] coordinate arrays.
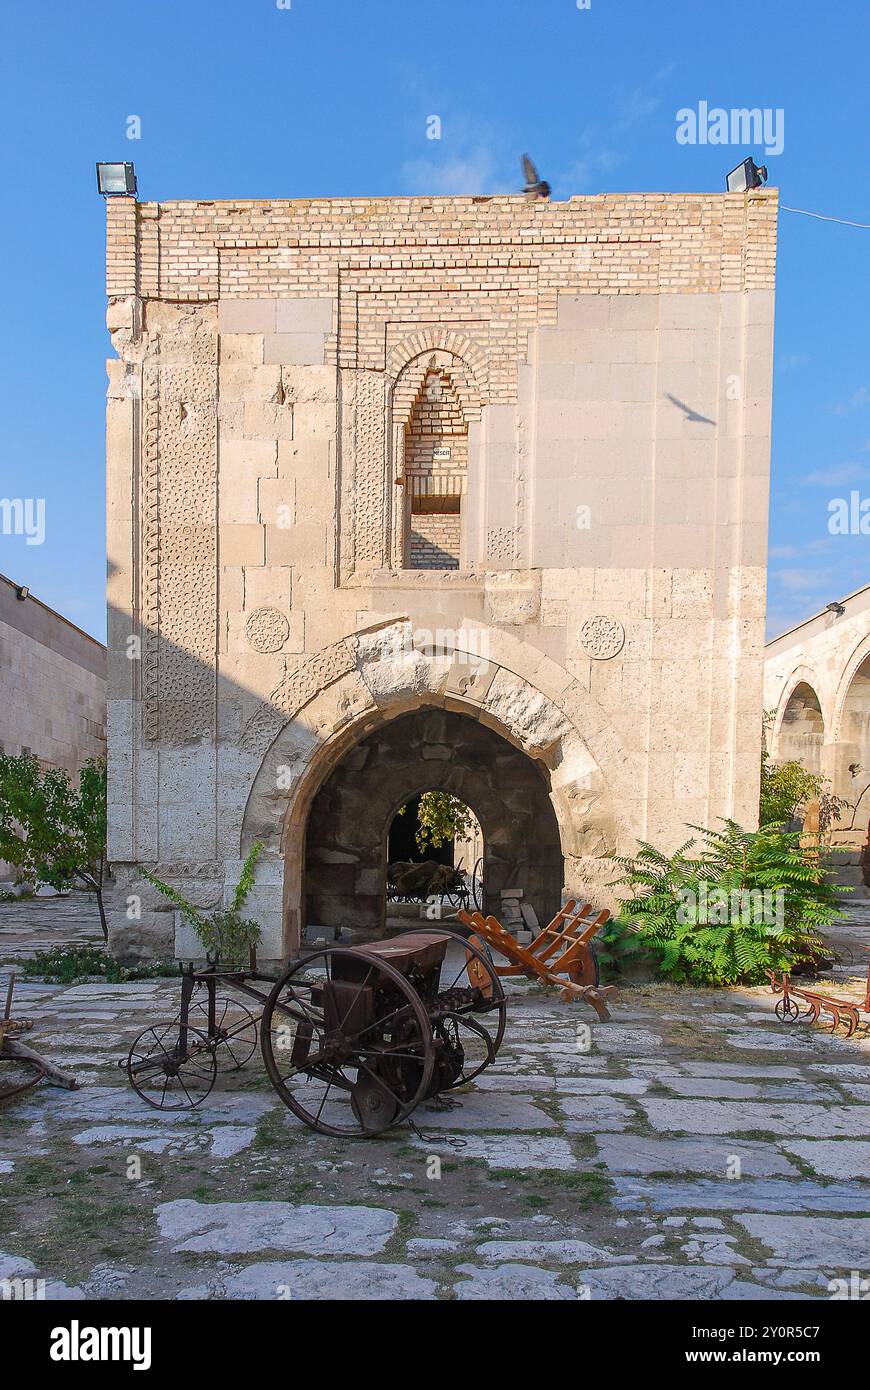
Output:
[[142, 842, 264, 966], [413, 792, 475, 853], [0, 754, 109, 940], [759, 710, 822, 826]]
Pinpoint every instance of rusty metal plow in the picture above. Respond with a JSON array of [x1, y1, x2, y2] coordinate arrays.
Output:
[[767, 968, 867, 1040], [0, 971, 79, 1101]]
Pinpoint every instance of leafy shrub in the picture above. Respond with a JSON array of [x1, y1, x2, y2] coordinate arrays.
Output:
[[142, 842, 264, 966], [601, 820, 842, 987], [22, 945, 179, 986]]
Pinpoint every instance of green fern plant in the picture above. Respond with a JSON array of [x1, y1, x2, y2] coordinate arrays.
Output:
[[601, 821, 843, 987], [143, 841, 264, 966]]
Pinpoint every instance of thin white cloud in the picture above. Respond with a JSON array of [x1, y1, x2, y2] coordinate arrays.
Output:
[[800, 462, 870, 486], [400, 148, 499, 196], [830, 386, 869, 416], [773, 567, 832, 593]]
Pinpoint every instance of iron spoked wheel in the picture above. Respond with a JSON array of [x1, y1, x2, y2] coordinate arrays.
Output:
[[0, 1054, 44, 1102], [126, 1022, 217, 1111], [177, 997, 259, 1071], [428, 927, 507, 1087], [775, 995, 800, 1023], [261, 948, 435, 1138], [471, 857, 484, 912]]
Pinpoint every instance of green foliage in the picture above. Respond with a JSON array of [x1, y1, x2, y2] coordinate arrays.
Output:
[[759, 709, 822, 826], [142, 841, 264, 965], [602, 820, 842, 987], [410, 792, 475, 852], [21, 945, 179, 986], [0, 753, 109, 939], [759, 758, 823, 828], [758, 711, 848, 836]]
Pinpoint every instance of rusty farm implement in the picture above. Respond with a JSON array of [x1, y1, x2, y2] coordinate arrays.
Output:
[[125, 928, 505, 1135], [0, 971, 79, 1101], [768, 946, 870, 1039]]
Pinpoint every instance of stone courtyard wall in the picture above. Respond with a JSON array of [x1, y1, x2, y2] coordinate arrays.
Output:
[[0, 574, 105, 776], [104, 191, 777, 961], [765, 583, 870, 857]]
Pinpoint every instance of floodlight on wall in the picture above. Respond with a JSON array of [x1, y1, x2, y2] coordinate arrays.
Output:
[[96, 162, 137, 196], [826, 601, 846, 617], [725, 158, 768, 193]]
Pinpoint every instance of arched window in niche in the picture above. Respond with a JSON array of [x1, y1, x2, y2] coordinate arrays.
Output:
[[403, 362, 468, 569]]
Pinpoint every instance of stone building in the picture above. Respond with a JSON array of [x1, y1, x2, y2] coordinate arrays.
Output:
[[0, 570, 105, 789], [764, 583, 870, 891], [104, 189, 777, 961]]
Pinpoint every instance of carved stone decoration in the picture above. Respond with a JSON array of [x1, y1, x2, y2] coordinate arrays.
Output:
[[580, 616, 625, 660], [238, 640, 358, 755], [487, 528, 515, 564], [245, 607, 290, 654], [339, 369, 387, 580], [138, 305, 219, 745]]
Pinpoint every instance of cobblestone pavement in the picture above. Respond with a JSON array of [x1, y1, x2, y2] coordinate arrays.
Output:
[[2, 897, 870, 1300]]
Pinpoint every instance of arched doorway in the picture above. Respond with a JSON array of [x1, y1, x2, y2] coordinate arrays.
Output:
[[385, 792, 483, 918], [836, 655, 870, 838], [777, 681, 825, 774], [303, 708, 563, 935]]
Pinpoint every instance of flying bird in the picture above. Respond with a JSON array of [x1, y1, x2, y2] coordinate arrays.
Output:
[[522, 154, 551, 200]]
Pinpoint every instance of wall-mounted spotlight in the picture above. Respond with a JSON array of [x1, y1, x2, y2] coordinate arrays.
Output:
[[15, 586, 29, 601], [725, 158, 768, 192], [825, 601, 846, 617], [96, 162, 137, 196]]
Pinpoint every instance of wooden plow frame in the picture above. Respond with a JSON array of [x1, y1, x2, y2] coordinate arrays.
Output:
[[457, 898, 616, 1019]]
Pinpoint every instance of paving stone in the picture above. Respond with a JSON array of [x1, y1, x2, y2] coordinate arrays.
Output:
[[412, 1134, 576, 1170], [614, 1178, 870, 1213], [725, 1031, 815, 1051], [220, 1260, 437, 1300], [476, 1238, 615, 1264], [588, 1026, 663, 1055], [578, 1263, 739, 1299], [638, 1099, 870, 1138], [560, 1095, 635, 1132], [407, 1238, 460, 1254], [413, 1093, 556, 1130], [780, 1140, 870, 1180], [661, 1077, 832, 1102], [679, 1063, 803, 1079], [454, 1262, 581, 1299], [595, 1135, 799, 1177], [155, 1200, 398, 1256], [735, 1214, 870, 1268]]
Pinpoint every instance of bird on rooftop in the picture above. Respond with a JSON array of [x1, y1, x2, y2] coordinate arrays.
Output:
[[521, 154, 551, 200]]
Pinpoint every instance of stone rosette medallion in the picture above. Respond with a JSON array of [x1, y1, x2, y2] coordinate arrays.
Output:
[[580, 616, 625, 660], [245, 607, 290, 654]]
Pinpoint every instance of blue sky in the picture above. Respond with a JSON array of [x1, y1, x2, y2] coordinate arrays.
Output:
[[0, 0, 867, 641]]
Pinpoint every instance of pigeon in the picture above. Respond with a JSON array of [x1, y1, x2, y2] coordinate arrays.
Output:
[[522, 154, 551, 200]]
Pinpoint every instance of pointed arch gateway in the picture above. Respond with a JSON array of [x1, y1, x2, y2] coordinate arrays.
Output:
[[239, 619, 628, 959]]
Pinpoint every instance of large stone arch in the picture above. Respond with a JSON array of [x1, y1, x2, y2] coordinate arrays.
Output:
[[832, 638, 870, 834], [774, 676, 826, 776], [239, 618, 631, 957], [305, 707, 565, 931]]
